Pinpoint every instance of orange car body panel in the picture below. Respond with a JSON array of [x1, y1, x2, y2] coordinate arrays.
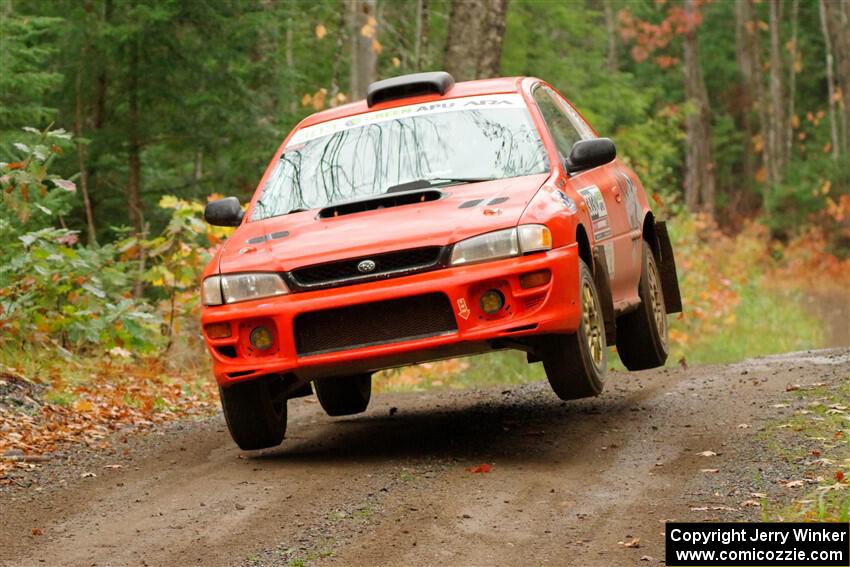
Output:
[[201, 76, 653, 386]]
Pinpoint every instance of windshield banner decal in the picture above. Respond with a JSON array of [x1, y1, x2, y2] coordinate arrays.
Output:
[[286, 94, 528, 147]]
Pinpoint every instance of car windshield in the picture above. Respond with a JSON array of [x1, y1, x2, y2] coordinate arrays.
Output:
[[251, 94, 549, 220]]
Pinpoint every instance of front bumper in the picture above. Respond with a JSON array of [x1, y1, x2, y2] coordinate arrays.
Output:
[[201, 244, 581, 386]]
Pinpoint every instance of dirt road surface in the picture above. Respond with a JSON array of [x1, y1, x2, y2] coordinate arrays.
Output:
[[1, 349, 848, 567]]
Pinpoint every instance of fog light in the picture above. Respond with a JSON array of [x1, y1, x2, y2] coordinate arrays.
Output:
[[480, 289, 505, 315], [249, 326, 274, 350], [204, 322, 231, 339], [520, 269, 552, 289]]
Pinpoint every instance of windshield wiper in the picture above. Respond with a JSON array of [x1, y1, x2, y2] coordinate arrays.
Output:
[[386, 177, 495, 194]]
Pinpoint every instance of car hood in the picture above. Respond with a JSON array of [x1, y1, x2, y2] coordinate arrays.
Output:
[[216, 173, 549, 274]]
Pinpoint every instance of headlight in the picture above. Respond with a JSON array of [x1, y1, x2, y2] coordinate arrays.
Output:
[[202, 273, 288, 306], [450, 224, 552, 265]]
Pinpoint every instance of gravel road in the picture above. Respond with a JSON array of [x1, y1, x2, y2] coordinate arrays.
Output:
[[1, 349, 848, 567]]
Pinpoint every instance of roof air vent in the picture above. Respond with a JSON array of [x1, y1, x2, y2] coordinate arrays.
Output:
[[366, 72, 455, 107]]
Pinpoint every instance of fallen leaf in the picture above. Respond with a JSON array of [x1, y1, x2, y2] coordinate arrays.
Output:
[[697, 451, 717, 457], [314, 24, 327, 39], [751, 492, 767, 498], [81, 472, 96, 478], [836, 471, 845, 482], [73, 399, 94, 412], [466, 463, 492, 474], [640, 556, 654, 562], [701, 469, 720, 473], [623, 537, 640, 548], [782, 480, 804, 488], [52, 179, 76, 192], [741, 500, 761, 507], [31, 528, 43, 536], [737, 423, 750, 429]]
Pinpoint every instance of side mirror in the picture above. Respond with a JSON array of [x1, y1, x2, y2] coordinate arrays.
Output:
[[566, 138, 616, 174], [204, 197, 244, 227]]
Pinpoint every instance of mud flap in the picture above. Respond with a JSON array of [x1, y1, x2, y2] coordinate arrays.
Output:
[[592, 245, 617, 344], [655, 221, 683, 313]]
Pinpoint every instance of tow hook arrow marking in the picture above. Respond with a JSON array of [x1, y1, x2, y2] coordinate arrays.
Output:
[[457, 298, 471, 320]]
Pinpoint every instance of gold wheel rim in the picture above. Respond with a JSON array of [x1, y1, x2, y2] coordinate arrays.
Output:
[[581, 279, 605, 369], [647, 255, 668, 347]]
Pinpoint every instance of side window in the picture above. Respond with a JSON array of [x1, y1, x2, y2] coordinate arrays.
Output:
[[532, 86, 591, 159]]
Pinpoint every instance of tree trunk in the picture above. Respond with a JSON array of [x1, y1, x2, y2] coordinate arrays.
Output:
[[734, 0, 757, 203], [682, 0, 715, 216], [603, 0, 618, 72], [823, 0, 850, 160], [74, 59, 97, 246], [127, 38, 143, 236], [414, 0, 429, 71], [444, 0, 509, 81], [349, 0, 377, 101], [767, 0, 785, 184], [330, 2, 346, 101], [819, 0, 840, 161], [785, 0, 799, 165], [285, 16, 296, 113]]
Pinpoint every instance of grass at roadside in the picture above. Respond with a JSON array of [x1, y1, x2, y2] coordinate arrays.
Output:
[[758, 376, 850, 522]]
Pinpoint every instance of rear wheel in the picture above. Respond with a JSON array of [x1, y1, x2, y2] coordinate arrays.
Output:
[[615, 241, 669, 370], [315, 373, 372, 416], [219, 376, 287, 450], [541, 259, 608, 400]]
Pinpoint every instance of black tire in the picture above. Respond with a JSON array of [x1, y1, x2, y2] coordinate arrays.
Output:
[[616, 241, 669, 370], [314, 373, 372, 416], [541, 259, 608, 400], [219, 376, 287, 451]]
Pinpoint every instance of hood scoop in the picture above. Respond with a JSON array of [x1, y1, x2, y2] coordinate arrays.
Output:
[[318, 189, 443, 219]]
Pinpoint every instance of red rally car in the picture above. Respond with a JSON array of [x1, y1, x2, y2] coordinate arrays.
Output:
[[201, 72, 682, 450]]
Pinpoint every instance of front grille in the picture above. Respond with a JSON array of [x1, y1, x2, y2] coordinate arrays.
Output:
[[294, 293, 457, 356], [289, 246, 444, 289]]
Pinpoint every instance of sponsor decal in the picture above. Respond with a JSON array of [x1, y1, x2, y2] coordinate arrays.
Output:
[[287, 94, 528, 147], [578, 185, 612, 240], [456, 298, 471, 320]]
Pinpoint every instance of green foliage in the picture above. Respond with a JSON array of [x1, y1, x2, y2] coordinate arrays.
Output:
[[0, 126, 76, 229], [0, 226, 161, 352], [0, 126, 226, 356], [0, 13, 63, 137]]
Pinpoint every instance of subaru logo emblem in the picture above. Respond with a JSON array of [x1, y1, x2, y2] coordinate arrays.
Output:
[[357, 259, 376, 273]]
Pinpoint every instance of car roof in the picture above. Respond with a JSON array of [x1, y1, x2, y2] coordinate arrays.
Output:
[[298, 76, 530, 129]]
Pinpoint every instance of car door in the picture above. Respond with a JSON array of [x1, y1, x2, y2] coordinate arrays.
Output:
[[531, 85, 633, 300]]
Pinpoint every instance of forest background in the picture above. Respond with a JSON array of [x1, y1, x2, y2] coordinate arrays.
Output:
[[0, 0, 848, 446]]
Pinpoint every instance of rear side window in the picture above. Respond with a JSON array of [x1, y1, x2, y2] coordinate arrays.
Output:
[[532, 86, 592, 159]]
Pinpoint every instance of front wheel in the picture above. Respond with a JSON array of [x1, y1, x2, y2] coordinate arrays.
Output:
[[615, 241, 669, 370], [314, 373, 372, 416], [541, 259, 608, 400], [219, 375, 287, 451]]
